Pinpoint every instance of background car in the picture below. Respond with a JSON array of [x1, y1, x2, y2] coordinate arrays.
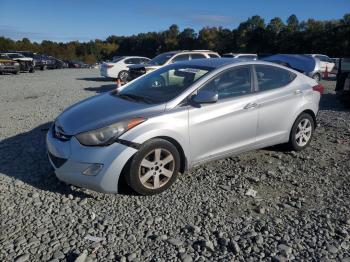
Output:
[[222, 53, 258, 60], [128, 50, 220, 81], [1, 52, 35, 73], [100, 56, 150, 82], [0, 54, 20, 75], [308, 54, 335, 73], [14, 51, 48, 70], [263, 54, 323, 82]]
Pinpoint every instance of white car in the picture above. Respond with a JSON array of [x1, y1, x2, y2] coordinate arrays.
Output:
[[222, 53, 258, 60], [100, 56, 150, 81], [308, 54, 335, 73]]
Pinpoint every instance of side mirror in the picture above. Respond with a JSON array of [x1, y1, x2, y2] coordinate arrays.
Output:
[[192, 90, 218, 104]]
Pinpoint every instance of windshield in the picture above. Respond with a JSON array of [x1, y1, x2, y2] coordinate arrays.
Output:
[[147, 53, 174, 66], [114, 64, 212, 104]]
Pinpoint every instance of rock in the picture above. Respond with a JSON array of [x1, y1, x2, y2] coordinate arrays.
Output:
[[15, 254, 30, 262], [327, 245, 338, 254], [204, 240, 215, 252], [127, 253, 137, 261], [181, 254, 193, 262], [79, 199, 88, 206], [245, 188, 257, 198], [167, 238, 183, 247]]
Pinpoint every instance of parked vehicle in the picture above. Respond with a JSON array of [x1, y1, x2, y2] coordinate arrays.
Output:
[[222, 53, 258, 60], [14, 51, 47, 70], [100, 56, 151, 82], [1, 52, 35, 73], [335, 58, 350, 106], [308, 54, 335, 73], [263, 54, 323, 82], [47, 58, 322, 195], [0, 54, 20, 74], [128, 50, 220, 81]]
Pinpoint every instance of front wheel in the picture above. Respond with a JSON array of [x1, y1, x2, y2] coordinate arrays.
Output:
[[288, 113, 314, 151], [125, 139, 180, 195]]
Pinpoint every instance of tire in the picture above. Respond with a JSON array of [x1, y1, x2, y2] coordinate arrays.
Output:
[[118, 70, 129, 83], [125, 138, 180, 195], [29, 67, 35, 73], [312, 73, 321, 82], [288, 113, 315, 151]]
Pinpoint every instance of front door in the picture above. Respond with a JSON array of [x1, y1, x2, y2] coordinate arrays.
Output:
[[188, 65, 258, 164]]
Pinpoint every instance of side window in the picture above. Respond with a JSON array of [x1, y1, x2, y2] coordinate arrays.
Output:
[[255, 65, 296, 92], [140, 58, 150, 64], [200, 66, 252, 100], [191, 53, 206, 59], [124, 58, 137, 64], [171, 54, 190, 63], [208, 53, 220, 58]]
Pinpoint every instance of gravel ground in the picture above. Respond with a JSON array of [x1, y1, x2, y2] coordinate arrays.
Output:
[[0, 69, 349, 262]]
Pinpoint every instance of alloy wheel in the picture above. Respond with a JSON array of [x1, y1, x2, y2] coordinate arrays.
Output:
[[138, 148, 175, 189], [295, 118, 312, 147]]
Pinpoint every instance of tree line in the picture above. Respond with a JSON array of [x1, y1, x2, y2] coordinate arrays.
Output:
[[0, 14, 349, 64]]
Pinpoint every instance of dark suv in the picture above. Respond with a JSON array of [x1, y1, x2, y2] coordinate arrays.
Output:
[[336, 58, 350, 106]]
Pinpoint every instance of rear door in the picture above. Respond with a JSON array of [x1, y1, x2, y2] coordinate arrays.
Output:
[[253, 65, 301, 147], [188, 65, 258, 164]]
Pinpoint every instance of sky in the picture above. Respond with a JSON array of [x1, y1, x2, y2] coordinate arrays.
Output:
[[0, 0, 349, 43]]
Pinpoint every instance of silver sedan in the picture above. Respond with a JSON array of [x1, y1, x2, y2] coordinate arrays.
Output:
[[46, 58, 323, 195]]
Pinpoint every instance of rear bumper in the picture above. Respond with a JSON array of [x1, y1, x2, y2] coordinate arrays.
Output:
[[0, 65, 19, 72], [46, 125, 137, 193]]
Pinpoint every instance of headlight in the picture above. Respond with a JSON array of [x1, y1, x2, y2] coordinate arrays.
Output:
[[14, 62, 20, 66], [0, 62, 3, 66], [76, 118, 146, 146]]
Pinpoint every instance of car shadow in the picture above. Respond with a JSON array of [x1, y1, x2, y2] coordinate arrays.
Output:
[[0, 122, 92, 198], [77, 77, 114, 82], [319, 93, 350, 112], [84, 84, 117, 93], [0, 122, 136, 197]]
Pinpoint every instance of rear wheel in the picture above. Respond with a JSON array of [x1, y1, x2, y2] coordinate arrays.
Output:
[[288, 113, 314, 151], [126, 139, 180, 195], [312, 73, 321, 82], [118, 70, 129, 83]]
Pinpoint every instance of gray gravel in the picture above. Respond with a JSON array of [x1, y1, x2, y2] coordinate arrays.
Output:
[[0, 69, 350, 261]]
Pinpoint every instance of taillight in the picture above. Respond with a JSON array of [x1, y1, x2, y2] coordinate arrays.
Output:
[[106, 64, 113, 68], [312, 84, 324, 94]]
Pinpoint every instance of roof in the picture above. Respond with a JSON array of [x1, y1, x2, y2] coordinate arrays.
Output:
[[174, 57, 245, 69], [162, 50, 218, 55]]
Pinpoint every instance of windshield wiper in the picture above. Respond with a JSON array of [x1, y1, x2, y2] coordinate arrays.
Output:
[[117, 93, 155, 104]]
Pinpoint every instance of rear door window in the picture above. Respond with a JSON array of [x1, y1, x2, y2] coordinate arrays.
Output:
[[255, 65, 296, 92], [171, 54, 190, 63], [208, 53, 220, 58], [191, 53, 206, 59]]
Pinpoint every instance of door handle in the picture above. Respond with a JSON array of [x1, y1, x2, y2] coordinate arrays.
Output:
[[244, 102, 258, 109], [294, 90, 302, 95]]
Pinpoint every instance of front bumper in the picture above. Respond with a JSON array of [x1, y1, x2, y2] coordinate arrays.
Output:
[[46, 126, 137, 193]]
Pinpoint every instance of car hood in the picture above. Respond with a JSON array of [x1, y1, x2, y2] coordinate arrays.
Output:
[[14, 57, 33, 62], [0, 59, 15, 63], [56, 92, 166, 135]]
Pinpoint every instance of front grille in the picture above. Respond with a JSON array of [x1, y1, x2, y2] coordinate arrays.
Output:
[[48, 152, 67, 168]]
